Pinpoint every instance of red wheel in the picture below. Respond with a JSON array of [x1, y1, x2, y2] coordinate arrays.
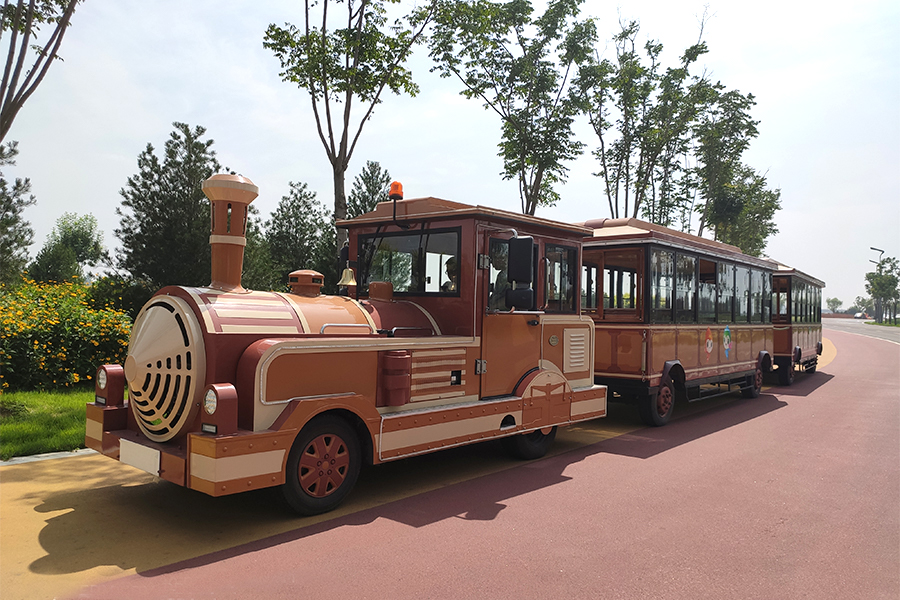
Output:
[[639, 380, 675, 427], [282, 416, 361, 515], [743, 365, 762, 398]]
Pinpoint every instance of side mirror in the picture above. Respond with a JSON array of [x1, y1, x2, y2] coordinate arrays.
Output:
[[506, 236, 535, 310], [507, 237, 534, 284]]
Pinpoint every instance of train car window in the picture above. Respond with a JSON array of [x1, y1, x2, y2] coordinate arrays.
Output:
[[750, 269, 765, 323], [735, 266, 750, 323], [764, 272, 773, 323], [676, 254, 697, 323], [545, 245, 577, 313], [582, 263, 599, 311], [698, 258, 717, 323], [603, 250, 640, 310], [717, 263, 734, 323], [815, 286, 822, 322], [488, 238, 510, 310], [651, 248, 674, 323], [358, 229, 460, 296]]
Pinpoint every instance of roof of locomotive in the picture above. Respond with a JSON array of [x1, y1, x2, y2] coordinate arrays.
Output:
[[579, 217, 778, 270], [774, 262, 826, 288], [337, 196, 594, 238]]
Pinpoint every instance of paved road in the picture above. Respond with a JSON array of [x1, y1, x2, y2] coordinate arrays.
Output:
[[823, 317, 900, 344], [1, 331, 897, 600]]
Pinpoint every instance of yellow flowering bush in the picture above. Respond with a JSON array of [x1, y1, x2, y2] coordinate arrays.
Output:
[[0, 278, 132, 391]]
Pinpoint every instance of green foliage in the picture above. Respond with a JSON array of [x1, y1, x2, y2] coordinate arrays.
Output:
[[29, 211, 106, 282], [264, 0, 435, 247], [574, 19, 708, 221], [266, 182, 338, 290], [348, 160, 391, 218], [0, 278, 131, 391], [86, 274, 155, 320], [239, 204, 279, 292], [825, 297, 843, 313], [430, 0, 595, 215], [710, 165, 781, 256], [0, 141, 35, 285], [865, 256, 899, 323], [0, 1, 82, 142], [0, 389, 91, 460], [116, 122, 221, 288]]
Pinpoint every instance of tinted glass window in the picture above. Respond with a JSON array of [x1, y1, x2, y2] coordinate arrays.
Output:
[[359, 230, 459, 295]]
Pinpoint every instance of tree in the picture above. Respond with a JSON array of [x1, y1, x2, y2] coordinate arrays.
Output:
[[574, 19, 708, 221], [708, 164, 781, 256], [264, 0, 435, 250], [825, 297, 843, 313], [265, 181, 336, 289], [0, 141, 33, 284], [1, 0, 81, 143], [430, 0, 595, 215], [347, 160, 390, 218], [240, 204, 279, 292], [28, 212, 104, 281], [865, 256, 899, 323], [116, 123, 221, 288]]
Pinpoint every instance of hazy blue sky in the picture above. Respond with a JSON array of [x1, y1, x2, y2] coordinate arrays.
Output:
[[6, 0, 899, 306]]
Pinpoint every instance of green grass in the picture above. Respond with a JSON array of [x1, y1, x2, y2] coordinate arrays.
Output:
[[865, 320, 900, 328], [0, 388, 92, 460]]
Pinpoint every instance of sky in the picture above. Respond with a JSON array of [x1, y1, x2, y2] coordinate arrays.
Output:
[[5, 0, 899, 307]]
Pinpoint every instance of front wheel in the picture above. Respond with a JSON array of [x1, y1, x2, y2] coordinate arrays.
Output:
[[282, 415, 361, 516], [638, 380, 675, 427], [502, 426, 557, 460]]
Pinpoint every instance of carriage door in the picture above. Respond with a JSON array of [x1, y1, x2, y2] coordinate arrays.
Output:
[[479, 235, 541, 398]]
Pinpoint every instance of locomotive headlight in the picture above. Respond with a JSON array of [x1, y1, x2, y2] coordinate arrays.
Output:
[[204, 389, 218, 415], [97, 368, 108, 390]]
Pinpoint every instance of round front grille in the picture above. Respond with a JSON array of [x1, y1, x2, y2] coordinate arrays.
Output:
[[125, 296, 206, 442]]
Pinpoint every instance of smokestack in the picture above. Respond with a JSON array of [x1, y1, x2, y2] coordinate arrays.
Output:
[[202, 174, 258, 292]]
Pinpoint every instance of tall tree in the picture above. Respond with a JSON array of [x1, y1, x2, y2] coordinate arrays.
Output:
[[347, 160, 390, 218], [430, 0, 595, 215], [29, 211, 104, 281], [116, 123, 221, 288], [708, 164, 781, 256], [1, 0, 81, 143], [825, 297, 843, 313], [0, 141, 32, 284], [264, 0, 435, 250], [865, 256, 899, 323], [574, 19, 708, 221], [265, 181, 336, 289]]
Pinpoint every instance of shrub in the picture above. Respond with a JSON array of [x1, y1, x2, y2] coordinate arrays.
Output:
[[0, 278, 131, 391], [87, 274, 155, 320]]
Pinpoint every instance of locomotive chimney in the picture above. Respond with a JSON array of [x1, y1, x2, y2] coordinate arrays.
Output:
[[202, 174, 258, 292]]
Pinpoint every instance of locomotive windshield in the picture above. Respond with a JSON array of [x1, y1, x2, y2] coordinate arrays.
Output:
[[358, 229, 460, 295]]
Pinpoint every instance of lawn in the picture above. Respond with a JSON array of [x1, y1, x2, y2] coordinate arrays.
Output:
[[0, 389, 93, 460]]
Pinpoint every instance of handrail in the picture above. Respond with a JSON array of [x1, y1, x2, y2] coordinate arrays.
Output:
[[319, 323, 377, 335]]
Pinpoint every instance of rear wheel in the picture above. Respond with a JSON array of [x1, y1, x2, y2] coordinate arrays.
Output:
[[639, 380, 675, 427], [807, 358, 817, 374], [502, 426, 557, 460], [742, 365, 763, 398], [282, 415, 361, 516]]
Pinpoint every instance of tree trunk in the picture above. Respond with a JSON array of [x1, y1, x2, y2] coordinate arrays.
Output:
[[333, 164, 348, 249]]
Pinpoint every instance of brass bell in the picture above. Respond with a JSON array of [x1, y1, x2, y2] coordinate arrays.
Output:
[[337, 267, 357, 287]]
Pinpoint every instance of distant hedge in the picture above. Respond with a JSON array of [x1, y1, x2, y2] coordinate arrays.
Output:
[[0, 279, 131, 391]]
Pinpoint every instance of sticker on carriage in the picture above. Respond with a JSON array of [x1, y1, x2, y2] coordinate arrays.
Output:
[[705, 327, 713, 361], [723, 326, 732, 358]]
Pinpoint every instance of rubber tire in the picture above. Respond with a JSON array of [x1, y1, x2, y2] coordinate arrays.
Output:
[[807, 358, 817, 374], [742, 365, 763, 398], [638, 380, 675, 427], [502, 426, 557, 460], [282, 415, 361, 516], [778, 361, 794, 386]]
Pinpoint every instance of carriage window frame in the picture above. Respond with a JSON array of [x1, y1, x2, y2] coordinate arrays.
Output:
[[650, 247, 675, 323], [735, 266, 750, 323], [544, 244, 578, 314], [357, 227, 461, 297], [675, 253, 697, 323]]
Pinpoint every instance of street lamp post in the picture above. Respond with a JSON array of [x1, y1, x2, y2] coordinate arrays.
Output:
[[870, 247, 885, 322]]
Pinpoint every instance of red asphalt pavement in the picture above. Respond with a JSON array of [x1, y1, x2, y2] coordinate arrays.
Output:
[[70, 330, 899, 600]]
